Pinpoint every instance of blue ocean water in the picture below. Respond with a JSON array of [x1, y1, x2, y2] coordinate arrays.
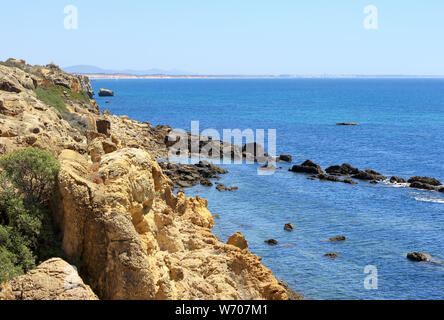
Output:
[[92, 79, 444, 300]]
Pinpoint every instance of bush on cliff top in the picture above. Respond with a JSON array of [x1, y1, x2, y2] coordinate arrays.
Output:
[[0, 148, 64, 284]]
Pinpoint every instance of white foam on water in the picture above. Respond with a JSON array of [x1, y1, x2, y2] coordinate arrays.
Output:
[[413, 196, 444, 204]]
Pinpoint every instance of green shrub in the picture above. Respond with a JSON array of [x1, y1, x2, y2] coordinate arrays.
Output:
[[34, 86, 69, 113], [0, 148, 64, 284], [0, 148, 60, 204], [34, 85, 90, 114]]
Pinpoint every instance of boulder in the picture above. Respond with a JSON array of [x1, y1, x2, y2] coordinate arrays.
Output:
[[352, 170, 385, 181], [284, 223, 295, 232], [290, 160, 324, 175], [227, 232, 248, 250], [98, 88, 114, 97], [390, 176, 407, 184], [410, 182, 437, 191], [326, 163, 360, 176], [228, 186, 238, 191], [408, 176, 442, 186], [264, 239, 278, 246], [407, 252, 431, 262], [278, 154, 292, 163], [329, 235, 346, 242], [0, 258, 98, 300]]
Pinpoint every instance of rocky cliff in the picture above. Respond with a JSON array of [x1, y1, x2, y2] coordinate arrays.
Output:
[[0, 59, 290, 300]]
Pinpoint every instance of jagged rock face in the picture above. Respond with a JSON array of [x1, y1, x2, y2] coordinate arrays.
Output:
[[0, 258, 98, 300], [56, 148, 287, 300]]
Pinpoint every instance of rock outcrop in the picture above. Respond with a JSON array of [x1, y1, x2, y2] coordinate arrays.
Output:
[[0, 258, 98, 300], [56, 148, 287, 300], [0, 59, 289, 301], [290, 160, 324, 175], [98, 88, 114, 97]]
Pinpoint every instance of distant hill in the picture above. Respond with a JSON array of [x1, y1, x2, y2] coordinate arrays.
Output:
[[62, 65, 192, 76]]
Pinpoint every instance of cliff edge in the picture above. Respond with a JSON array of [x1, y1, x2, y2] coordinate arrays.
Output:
[[0, 59, 292, 300]]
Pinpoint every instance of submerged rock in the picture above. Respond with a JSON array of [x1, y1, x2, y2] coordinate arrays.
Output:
[[329, 235, 346, 242], [284, 223, 295, 232], [265, 239, 279, 246], [324, 253, 340, 259], [407, 252, 432, 262]]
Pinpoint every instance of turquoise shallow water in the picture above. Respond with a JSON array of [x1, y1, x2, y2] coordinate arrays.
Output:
[[92, 79, 444, 300]]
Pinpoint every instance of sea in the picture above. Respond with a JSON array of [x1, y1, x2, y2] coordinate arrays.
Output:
[[92, 78, 444, 300]]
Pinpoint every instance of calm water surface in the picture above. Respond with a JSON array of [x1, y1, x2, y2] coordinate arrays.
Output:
[[92, 79, 444, 299]]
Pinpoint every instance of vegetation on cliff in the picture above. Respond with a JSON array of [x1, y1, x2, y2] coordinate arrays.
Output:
[[0, 148, 63, 283], [34, 85, 90, 114]]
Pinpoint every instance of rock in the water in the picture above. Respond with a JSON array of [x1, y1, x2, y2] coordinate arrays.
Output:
[[265, 239, 278, 246], [390, 176, 407, 184], [325, 163, 360, 176], [290, 160, 324, 175], [216, 183, 227, 192], [352, 170, 385, 181], [227, 232, 248, 250], [410, 182, 437, 191], [0, 258, 98, 300], [284, 223, 295, 232], [407, 252, 431, 262], [336, 122, 358, 126], [278, 154, 292, 163], [343, 178, 358, 185], [228, 186, 238, 191], [159, 161, 228, 190], [98, 88, 114, 97], [439, 187, 444, 193], [200, 178, 213, 187], [324, 253, 340, 259], [408, 176, 442, 187], [277, 280, 305, 300], [329, 235, 346, 242]]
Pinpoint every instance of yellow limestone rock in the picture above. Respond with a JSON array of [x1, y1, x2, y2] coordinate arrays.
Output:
[[56, 148, 288, 300], [0, 258, 98, 300]]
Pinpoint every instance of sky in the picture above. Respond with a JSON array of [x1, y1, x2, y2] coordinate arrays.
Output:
[[1, 1, 443, 75]]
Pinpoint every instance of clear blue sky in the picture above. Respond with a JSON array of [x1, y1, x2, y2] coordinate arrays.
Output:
[[1, 1, 443, 75]]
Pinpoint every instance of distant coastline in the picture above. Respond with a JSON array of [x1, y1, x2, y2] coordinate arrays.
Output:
[[82, 73, 444, 80]]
